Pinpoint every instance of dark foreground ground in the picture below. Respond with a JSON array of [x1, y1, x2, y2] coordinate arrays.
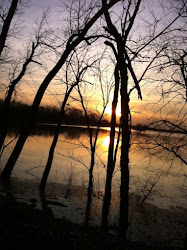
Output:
[[0, 194, 186, 250], [0, 178, 186, 250], [0, 195, 150, 250]]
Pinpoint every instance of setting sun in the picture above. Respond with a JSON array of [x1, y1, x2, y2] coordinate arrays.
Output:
[[105, 106, 121, 117]]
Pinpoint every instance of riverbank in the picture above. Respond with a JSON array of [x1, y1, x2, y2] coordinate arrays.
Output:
[[0, 178, 186, 249]]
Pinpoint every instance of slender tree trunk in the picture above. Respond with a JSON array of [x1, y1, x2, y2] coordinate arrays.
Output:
[[40, 191, 53, 216], [119, 54, 130, 239], [0, 43, 36, 154], [0, 0, 120, 180], [39, 83, 76, 192], [0, 0, 19, 58], [85, 149, 95, 225], [1, 124, 32, 179], [0, 49, 74, 180], [180, 58, 187, 101], [0, 85, 15, 154], [102, 169, 113, 228], [101, 0, 141, 239], [0, 53, 67, 179], [39, 122, 62, 192], [102, 65, 119, 228]]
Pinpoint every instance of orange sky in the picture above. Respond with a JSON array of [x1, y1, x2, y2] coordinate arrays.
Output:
[[0, 0, 186, 126]]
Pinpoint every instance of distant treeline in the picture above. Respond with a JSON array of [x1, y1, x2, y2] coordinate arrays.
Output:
[[1, 99, 184, 134], [0, 99, 110, 129]]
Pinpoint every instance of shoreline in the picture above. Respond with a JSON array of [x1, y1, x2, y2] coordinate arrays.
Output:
[[3, 122, 186, 136], [0, 177, 186, 249]]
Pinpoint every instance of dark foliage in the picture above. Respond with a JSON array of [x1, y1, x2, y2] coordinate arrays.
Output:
[[0, 99, 110, 129]]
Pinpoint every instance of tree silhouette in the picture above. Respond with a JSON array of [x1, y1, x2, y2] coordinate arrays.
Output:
[[39, 49, 96, 192], [0, 0, 19, 60], [1, 0, 120, 180], [101, 0, 184, 238], [77, 55, 112, 225]]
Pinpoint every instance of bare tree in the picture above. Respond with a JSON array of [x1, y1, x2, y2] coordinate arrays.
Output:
[[0, 0, 19, 60], [140, 120, 187, 166], [157, 25, 187, 101], [101, 61, 120, 228], [39, 49, 96, 192], [101, 0, 184, 238], [0, 0, 120, 180], [0, 10, 51, 156], [0, 0, 29, 63], [139, 0, 187, 188], [77, 54, 112, 225], [101, 0, 142, 238]]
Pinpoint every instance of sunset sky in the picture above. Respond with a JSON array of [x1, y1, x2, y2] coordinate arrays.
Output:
[[0, 0, 186, 125]]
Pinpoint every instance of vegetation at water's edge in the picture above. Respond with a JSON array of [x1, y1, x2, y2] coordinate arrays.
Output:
[[0, 99, 185, 134], [0, 99, 110, 128]]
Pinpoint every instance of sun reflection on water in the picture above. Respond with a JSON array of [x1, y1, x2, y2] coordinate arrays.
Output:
[[100, 135, 119, 149]]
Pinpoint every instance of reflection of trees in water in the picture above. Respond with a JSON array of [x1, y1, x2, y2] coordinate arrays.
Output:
[[134, 131, 186, 164], [64, 127, 110, 140], [6, 124, 56, 137], [64, 127, 89, 140], [4, 125, 186, 207], [130, 130, 187, 207], [7, 124, 110, 140]]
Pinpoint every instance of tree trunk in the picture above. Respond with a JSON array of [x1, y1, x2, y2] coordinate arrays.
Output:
[[0, 0, 19, 58], [0, 0, 120, 180], [39, 83, 76, 192], [0, 49, 70, 180], [119, 54, 130, 239], [0, 43, 36, 154], [102, 65, 119, 228], [101, 169, 113, 228], [39, 122, 62, 192], [85, 150, 95, 225], [1, 124, 32, 179], [0, 87, 14, 154], [101, 0, 141, 239]]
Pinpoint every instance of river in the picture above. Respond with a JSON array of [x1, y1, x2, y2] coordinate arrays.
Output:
[[0, 124, 186, 209]]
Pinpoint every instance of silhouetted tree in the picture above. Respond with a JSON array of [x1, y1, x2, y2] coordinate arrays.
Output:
[[39, 49, 95, 192], [1, 0, 120, 180], [157, 14, 187, 101], [101, 0, 142, 238], [101, 62, 120, 228], [141, 0, 187, 180], [0, 0, 19, 60], [0, 10, 51, 156], [101, 0, 184, 238], [77, 55, 112, 225]]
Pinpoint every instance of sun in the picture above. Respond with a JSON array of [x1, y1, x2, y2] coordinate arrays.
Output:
[[105, 106, 121, 117]]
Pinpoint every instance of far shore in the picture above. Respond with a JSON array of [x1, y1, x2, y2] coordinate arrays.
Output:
[[34, 122, 187, 135]]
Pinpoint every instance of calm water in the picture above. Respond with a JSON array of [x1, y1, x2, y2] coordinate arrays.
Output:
[[0, 124, 186, 209]]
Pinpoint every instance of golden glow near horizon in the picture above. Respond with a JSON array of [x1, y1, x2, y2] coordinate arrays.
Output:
[[0, 0, 186, 128], [105, 106, 121, 117]]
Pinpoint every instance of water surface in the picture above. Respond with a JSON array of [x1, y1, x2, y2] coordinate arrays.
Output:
[[0, 124, 186, 209]]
